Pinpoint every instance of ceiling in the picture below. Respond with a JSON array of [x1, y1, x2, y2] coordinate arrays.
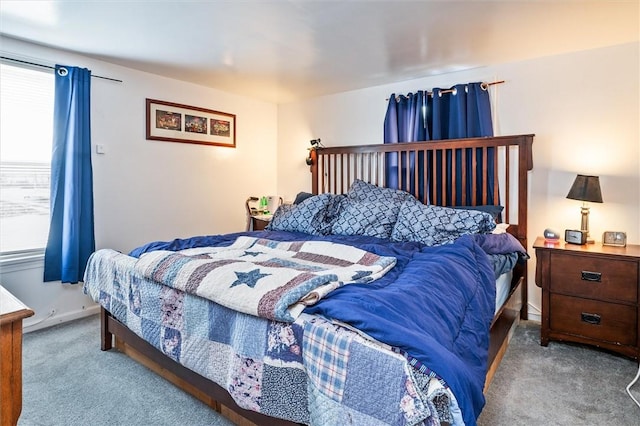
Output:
[[1, 1, 638, 104]]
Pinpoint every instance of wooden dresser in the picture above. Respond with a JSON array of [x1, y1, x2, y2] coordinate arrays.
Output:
[[533, 237, 640, 359], [0, 285, 34, 426]]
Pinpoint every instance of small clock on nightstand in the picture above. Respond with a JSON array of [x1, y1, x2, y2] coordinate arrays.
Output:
[[603, 231, 627, 247]]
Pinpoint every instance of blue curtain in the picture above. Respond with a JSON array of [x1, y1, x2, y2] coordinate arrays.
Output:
[[385, 82, 494, 205], [428, 82, 495, 205], [383, 91, 425, 195], [44, 65, 95, 284]]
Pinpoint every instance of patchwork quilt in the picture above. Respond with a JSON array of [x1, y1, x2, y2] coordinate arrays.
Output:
[[83, 248, 460, 425], [85, 230, 522, 425]]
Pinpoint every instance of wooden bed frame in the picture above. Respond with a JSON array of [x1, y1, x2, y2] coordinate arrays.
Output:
[[100, 134, 534, 426]]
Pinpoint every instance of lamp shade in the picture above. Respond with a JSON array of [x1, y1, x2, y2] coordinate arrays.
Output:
[[566, 174, 603, 203]]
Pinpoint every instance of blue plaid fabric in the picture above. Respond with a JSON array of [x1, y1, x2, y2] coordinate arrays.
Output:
[[303, 318, 353, 402]]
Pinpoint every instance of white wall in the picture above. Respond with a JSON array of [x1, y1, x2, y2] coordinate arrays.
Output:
[[0, 37, 279, 331], [277, 42, 640, 321]]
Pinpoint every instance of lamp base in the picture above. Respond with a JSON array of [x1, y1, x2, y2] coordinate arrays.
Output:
[[579, 206, 595, 244]]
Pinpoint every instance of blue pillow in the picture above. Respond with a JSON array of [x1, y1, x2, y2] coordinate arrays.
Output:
[[266, 194, 344, 235], [323, 193, 347, 227], [347, 179, 414, 204], [331, 200, 399, 239], [452, 204, 503, 221], [330, 180, 415, 239], [392, 201, 496, 246]]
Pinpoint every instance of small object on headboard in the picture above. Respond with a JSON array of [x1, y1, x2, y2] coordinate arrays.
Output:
[[543, 228, 560, 242]]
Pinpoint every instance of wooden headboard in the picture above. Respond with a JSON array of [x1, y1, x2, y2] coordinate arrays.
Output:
[[310, 134, 534, 247]]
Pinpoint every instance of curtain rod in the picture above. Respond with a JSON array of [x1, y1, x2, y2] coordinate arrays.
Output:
[[387, 80, 505, 101], [1, 56, 123, 83]]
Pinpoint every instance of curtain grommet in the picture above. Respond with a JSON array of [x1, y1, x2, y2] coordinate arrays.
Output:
[[57, 67, 68, 77]]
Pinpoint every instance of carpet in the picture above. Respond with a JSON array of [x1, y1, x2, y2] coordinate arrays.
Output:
[[19, 315, 233, 426], [18, 315, 640, 425], [479, 321, 640, 425]]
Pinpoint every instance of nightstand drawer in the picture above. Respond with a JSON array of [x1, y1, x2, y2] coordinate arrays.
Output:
[[550, 253, 638, 303], [550, 294, 637, 346]]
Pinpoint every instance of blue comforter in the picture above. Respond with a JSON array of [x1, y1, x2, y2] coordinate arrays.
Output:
[[130, 230, 517, 425]]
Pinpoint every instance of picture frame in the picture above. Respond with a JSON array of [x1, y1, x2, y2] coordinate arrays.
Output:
[[146, 98, 236, 148]]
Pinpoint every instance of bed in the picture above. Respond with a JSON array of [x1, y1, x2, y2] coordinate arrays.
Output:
[[83, 134, 534, 426]]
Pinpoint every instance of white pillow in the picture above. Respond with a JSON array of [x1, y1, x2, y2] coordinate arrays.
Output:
[[492, 223, 510, 234]]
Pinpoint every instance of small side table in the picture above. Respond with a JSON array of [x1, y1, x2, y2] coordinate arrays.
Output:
[[245, 197, 278, 231], [250, 213, 273, 231], [533, 237, 640, 359], [0, 285, 34, 426]]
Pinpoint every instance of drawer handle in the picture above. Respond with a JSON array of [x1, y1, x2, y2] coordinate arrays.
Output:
[[581, 271, 602, 282], [581, 312, 601, 325]]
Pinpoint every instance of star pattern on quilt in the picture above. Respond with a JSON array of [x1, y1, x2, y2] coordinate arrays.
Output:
[[231, 269, 270, 288], [242, 250, 261, 257]]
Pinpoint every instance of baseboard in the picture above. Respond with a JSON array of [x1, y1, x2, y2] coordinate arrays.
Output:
[[527, 302, 541, 323], [526, 312, 541, 323], [23, 304, 100, 333]]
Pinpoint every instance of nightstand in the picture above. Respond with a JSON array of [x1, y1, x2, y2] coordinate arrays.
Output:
[[533, 237, 640, 359], [250, 214, 272, 231], [245, 196, 282, 231], [245, 197, 270, 231]]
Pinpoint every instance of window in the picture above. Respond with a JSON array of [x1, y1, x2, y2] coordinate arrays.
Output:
[[0, 62, 54, 253]]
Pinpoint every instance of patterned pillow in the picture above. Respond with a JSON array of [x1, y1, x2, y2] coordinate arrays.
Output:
[[331, 199, 399, 239], [324, 194, 347, 227], [391, 201, 496, 246], [329, 180, 416, 239], [266, 194, 344, 235], [452, 204, 503, 221], [347, 179, 414, 204]]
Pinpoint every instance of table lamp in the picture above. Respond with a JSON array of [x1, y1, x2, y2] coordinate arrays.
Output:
[[566, 174, 603, 244]]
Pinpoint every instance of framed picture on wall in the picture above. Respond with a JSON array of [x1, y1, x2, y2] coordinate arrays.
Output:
[[146, 98, 236, 148]]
